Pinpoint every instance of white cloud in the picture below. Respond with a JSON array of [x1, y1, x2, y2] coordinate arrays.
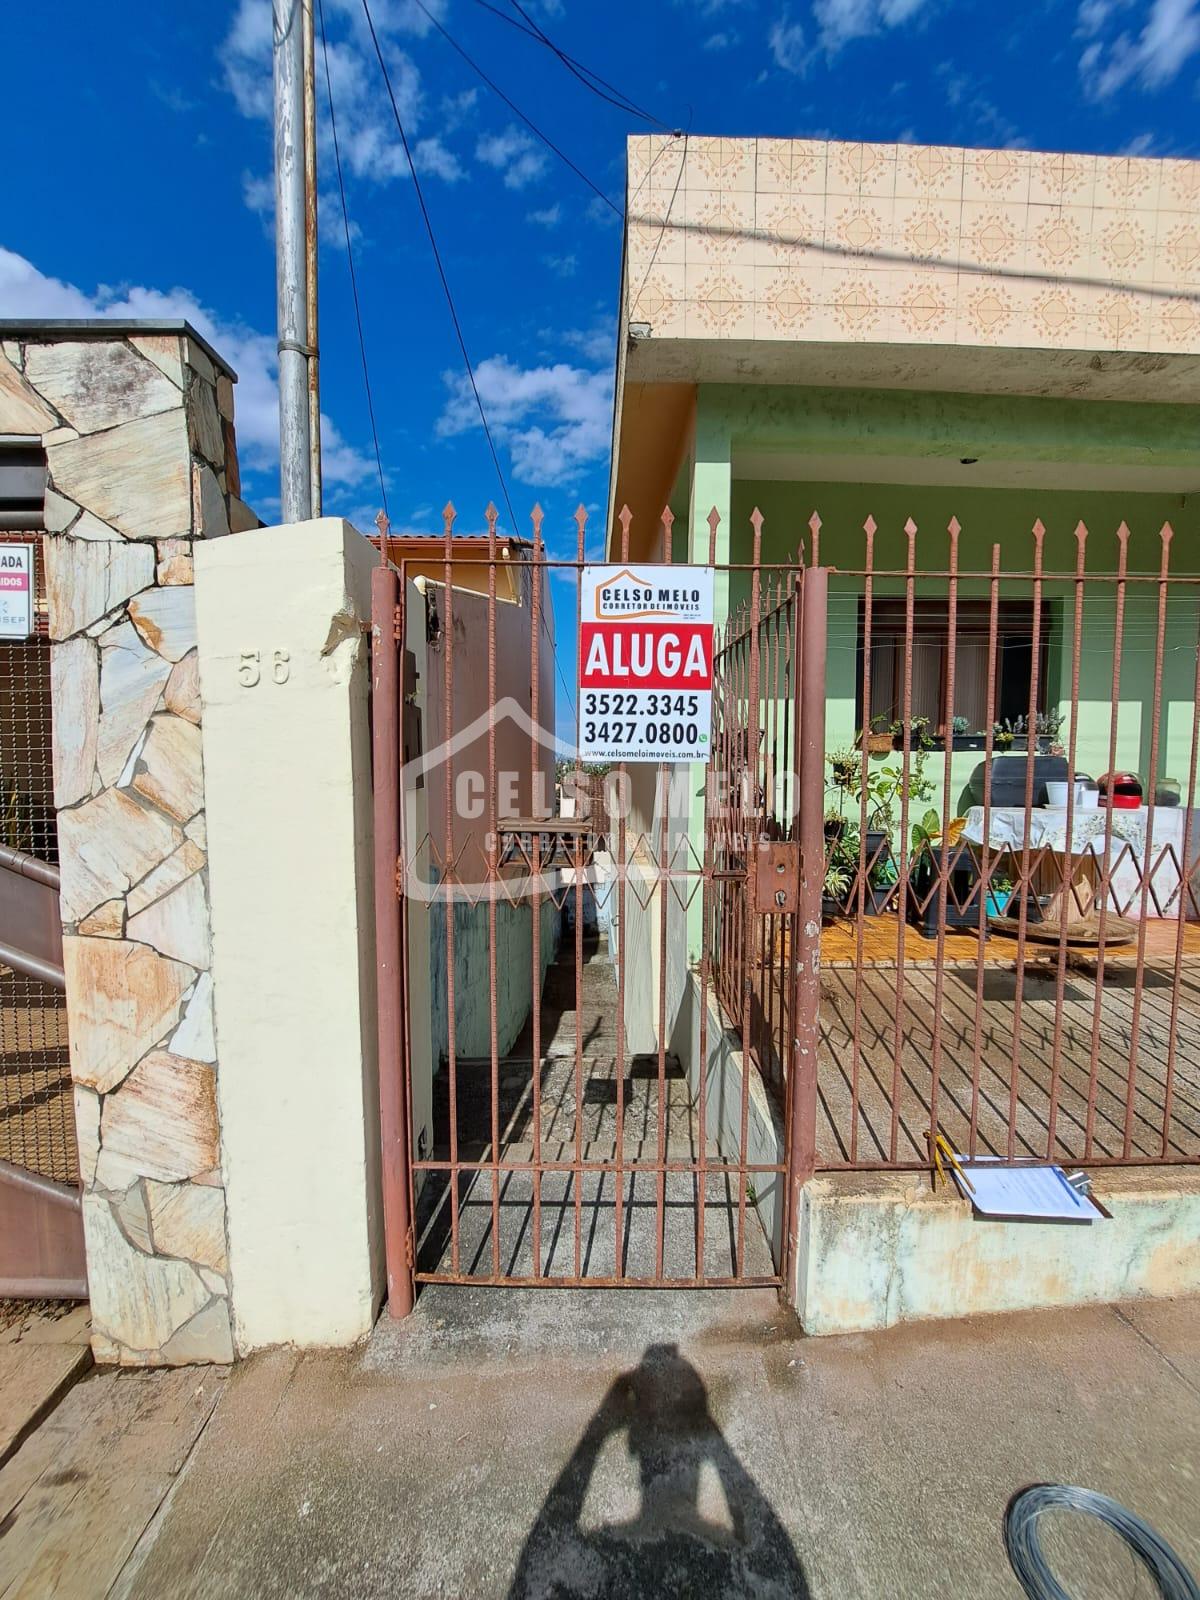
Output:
[[704, 30, 739, 48], [1078, 0, 1200, 95], [0, 245, 374, 495], [414, 137, 465, 182], [436, 355, 612, 488], [771, 0, 929, 59], [220, 0, 461, 195], [768, 15, 808, 71], [475, 126, 548, 190], [527, 203, 562, 227], [561, 321, 615, 364]]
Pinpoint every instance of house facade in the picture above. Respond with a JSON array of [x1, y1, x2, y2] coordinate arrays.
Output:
[[610, 135, 1200, 925]]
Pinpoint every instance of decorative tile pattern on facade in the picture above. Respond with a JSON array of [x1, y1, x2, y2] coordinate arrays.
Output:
[[625, 137, 1200, 352], [0, 330, 254, 1365]]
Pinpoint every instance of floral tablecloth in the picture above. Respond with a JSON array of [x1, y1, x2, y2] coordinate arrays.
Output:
[[961, 806, 1148, 856]]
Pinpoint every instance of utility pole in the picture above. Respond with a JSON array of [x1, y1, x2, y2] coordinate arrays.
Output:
[[273, 0, 317, 522], [302, 0, 322, 515]]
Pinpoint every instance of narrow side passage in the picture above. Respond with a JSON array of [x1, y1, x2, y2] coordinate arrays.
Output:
[[414, 926, 776, 1284]]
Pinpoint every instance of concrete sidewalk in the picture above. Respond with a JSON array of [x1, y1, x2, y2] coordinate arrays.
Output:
[[92, 1287, 1199, 1600], [2, 1288, 1196, 1597]]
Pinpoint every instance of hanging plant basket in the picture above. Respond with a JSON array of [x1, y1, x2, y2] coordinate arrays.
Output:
[[861, 731, 894, 758]]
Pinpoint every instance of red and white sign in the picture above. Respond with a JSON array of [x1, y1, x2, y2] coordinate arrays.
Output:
[[579, 565, 714, 762], [0, 545, 34, 640]]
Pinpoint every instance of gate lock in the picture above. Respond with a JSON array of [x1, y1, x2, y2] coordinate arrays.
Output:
[[755, 842, 800, 915]]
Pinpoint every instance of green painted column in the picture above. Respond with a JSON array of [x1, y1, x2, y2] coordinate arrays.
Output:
[[686, 395, 733, 962]]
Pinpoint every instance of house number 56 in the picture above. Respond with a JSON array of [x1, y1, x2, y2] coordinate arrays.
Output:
[[239, 650, 291, 687]]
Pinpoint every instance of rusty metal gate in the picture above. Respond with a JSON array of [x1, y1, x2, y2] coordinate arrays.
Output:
[[0, 529, 86, 1299], [371, 509, 826, 1311]]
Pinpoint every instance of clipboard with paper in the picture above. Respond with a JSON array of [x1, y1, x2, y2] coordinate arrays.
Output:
[[948, 1157, 1106, 1222]]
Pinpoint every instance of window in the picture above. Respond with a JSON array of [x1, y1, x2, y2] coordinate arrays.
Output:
[[855, 597, 1048, 736]]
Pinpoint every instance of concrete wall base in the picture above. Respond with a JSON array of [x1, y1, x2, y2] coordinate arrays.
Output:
[[795, 1166, 1200, 1335]]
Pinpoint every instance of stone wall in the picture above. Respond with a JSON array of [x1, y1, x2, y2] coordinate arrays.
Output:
[[0, 326, 254, 1364]]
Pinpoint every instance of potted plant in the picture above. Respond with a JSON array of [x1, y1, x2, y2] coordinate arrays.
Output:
[[890, 714, 934, 752], [993, 721, 1014, 751], [827, 747, 859, 790], [985, 873, 1014, 918], [859, 715, 894, 758], [907, 809, 984, 939], [946, 715, 985, 751], [822, 859, 852, 921]]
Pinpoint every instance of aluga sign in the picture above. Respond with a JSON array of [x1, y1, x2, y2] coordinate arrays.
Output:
[[578, 565, 715, 762], [0, 545, 34, 640]]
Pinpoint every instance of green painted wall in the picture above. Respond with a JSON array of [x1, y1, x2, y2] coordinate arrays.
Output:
[[662, 381, 1200, 954], [729, 478, 1199, 849]]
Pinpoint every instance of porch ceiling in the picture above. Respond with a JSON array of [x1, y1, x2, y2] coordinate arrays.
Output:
[[626, 338, 1200, 404], [733, 448, 1200, 493]]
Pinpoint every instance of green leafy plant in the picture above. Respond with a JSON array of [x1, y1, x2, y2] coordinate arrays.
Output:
[[827, 748, 860, 790], [951, 715, 971, 737], [890, 715, 934, 749]]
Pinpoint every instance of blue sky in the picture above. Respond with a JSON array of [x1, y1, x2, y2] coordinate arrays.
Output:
[[3, 0, 1198, 721]]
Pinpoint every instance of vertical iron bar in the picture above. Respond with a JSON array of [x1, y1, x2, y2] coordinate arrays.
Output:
[[529, 505, 545, 1276], [968, 544, 1002, 1156], [735, 510, 764, 1276], [1161, 550, 1200, 1157], [1045, 523, 1088, 1157], [486, 503, 501, 1277], [573, 506, 587, 1279], [889, 520, 918, 1163], [1122, 524, 1173, 1157], [928, 518, 961, 1141], [654, 506, 675, 1280], [372, 563, 414, 1316], [442, 503, 461, 1270], [1084, 524, 1131, 1158], [785, 564, 826, 1296], [613, 504, 632, 1276], [1005, 521, 1045, 1160], [850, 517, 876, 1163]]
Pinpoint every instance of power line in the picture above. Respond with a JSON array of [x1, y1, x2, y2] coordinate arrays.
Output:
[[359, 0, 519, 537], [316, 0, 389, 520], [466, 0, 676, 131], [505, 0, 676, 131], [359, 0, 577, 719], [412, 0, 620, 217]]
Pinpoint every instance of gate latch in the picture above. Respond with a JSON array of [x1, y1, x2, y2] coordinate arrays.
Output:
[[755, 842, 800, 914]]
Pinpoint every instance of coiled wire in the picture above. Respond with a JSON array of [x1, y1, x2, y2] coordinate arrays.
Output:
[[1005, 1485, 1200, 1600]]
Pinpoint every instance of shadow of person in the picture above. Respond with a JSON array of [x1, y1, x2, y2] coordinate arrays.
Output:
[[508, 1342, 810, 1599]]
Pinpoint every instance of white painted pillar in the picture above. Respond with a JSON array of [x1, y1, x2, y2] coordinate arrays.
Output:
[[195, 518, 391, 1351]]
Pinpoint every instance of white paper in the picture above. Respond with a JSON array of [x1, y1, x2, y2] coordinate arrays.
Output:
[[950, 1158, 1102, 1222]]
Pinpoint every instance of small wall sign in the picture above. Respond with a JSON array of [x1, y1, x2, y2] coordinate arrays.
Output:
[[0, 545, 34, 639], [578, 564, 715, 763]]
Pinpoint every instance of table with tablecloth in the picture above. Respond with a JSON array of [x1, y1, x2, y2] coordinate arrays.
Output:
[[960, 806, 1200, 920]]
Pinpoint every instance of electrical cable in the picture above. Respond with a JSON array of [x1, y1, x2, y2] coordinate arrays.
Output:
[[359, 0, 519, 539], [1005, 1485, 1200, 1600], [630, 132, 687, 316], [411, 0, 620, 217], [316, 0, 389, 520], [505, 0, 675, 131], [466, 0, 676, 131]]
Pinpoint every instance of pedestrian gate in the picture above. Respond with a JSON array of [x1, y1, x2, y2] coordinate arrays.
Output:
[[371, 512, 826, 1312]]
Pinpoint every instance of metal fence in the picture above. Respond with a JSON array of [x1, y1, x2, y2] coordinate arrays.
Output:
[[812, 514, 1200, 1172], [0, 532, 75, 1186]]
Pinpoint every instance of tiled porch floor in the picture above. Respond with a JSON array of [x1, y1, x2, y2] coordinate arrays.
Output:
[[816, 953, 1200, 1165]]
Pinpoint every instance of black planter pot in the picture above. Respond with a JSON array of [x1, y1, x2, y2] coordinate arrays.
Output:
[[908, 842, 987, 940], [966, 754, 1070, 809]]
